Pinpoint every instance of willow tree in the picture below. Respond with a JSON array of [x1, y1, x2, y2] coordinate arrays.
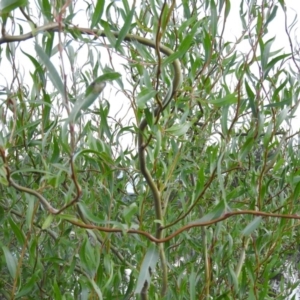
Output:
[[0, 0, 300, 299]]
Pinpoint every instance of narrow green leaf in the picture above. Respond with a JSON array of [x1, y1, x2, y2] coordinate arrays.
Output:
[[271, 78, 288, 102], [35, 44, 65, 96], [191, 201, 226, 224], [135, 244, 159, 294], [86, 73, 120, 96], [58, 214, 81, 222], [178, 15, 197, 36], [102, 256, 114, 290], [262, 122, 273, 148], [210, 0, 217, 37], [66, 44, 75, 67], [91, 0, 105, 28], [42, 92, 51, 129], [266, 5, 278, 27], [79, 238, 93, 275], [209, 93, 237, 106], [42, 214, 54, 230], [44, 32, 54, 57], [141, 68, 152, 90], [8, 217, 25, 246], [123, 203, 138, 224], [195, 166, 205, 196], [100, 20, 117, 46], [88, 277, 103, 300], [0, 206, 5, 224], [144, 109, 154, 128], [242, 217, 262, 236], [245, 80, 257, 117], [16, 273, 39, 298], [25, 194, 35, 229], [163, 22, 198, 66], [50, 135, 60, 163], [203, 30, 212, 62], [238, 137, 254, 161], [21, 119, 40, 140], [0, 0, 27, 13], [165, 122, 191, 136], [225, 0, 231, 18], [69, 73, 120, 122], [41, 0, 52, 22], [21, 50, 46, 84], [2, 246, 17, 279], [189, 270, 196, 300], [256, 11, 262, 34], [53, 280, 62, 300], [76, 149, 113, 165], [239, 2, 247, 30], [278, 0, 285, 10], [42, 120, 57, 155], [11, 168, 52, 176], [84, 238, 96, 274], [293, 182, 300, 201], [154, 127, 161, 158], [77, 203, 104, 224], [221, 105, 229, 136], [77, 85, 104, 114], [161, 3, 170, 30], [149, 0, 159, 19], [264, 53, 290, 78], [123, 271, 135, 299], [275, 107, 288, 129], [115, 8, 135, 50], [261, 37, 275, 73], [217, 151, 226, 200], [122, 0, 130, 14], [215, 292, 231, 300], [264, 100, 291, 108], [136, 88, 157, 109], [229, 265, 239, 290], [182, 0, 191, 18]]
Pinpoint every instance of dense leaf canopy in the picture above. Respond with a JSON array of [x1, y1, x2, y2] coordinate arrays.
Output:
[[0, 0, 300, 299]]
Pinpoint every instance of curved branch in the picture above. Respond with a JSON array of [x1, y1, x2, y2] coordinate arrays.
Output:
[[66, 209, 300, 243]]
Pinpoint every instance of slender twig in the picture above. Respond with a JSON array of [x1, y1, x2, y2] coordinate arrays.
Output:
[[65, 209, 300, 244]]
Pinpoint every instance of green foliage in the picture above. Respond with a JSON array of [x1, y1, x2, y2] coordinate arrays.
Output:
[[0, 0, 300, 299]]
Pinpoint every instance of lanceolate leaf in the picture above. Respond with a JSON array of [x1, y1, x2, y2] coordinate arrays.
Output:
[[0, 0, 27, 13], [35, 44, 65, 97], [209, 93, 237, 106], [137, 88, 157, 109], [165, 122, 191, 136], [163, 22, 199, 66], [261, 37, 275, 73], [242, 217, 262, 236], [40, 0, 52, 22], [210, 0, 217, 37], [265, 5, 278, 26], [115, 8, 135, 50], [91, 0, 105, 28], [2, 246, 17, 279], [264, 53, 291, 78], [135, 244, 159, 294]]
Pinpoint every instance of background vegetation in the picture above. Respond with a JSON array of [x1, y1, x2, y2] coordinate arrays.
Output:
[[0, 0, 300, 299]]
